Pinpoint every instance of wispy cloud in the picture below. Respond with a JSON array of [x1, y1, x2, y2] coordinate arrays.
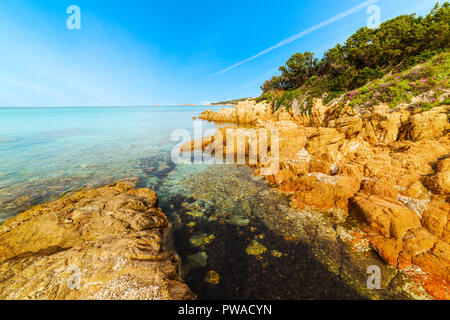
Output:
[[214, 0, 380, 76]]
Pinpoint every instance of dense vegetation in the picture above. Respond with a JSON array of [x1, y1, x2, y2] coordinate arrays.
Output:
[[259, 2, 450, 111]]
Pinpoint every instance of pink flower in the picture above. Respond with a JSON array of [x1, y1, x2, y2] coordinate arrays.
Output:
[[409, 83, 416, 86], [396, 76, 402, 79], [419, 78, 426, 83], [368, 87, 373, 90], [431, 99, 436, 101]]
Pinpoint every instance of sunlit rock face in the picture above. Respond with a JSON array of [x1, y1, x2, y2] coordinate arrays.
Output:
[[0, 182, 193, 300], [188, 100, 450, 300]]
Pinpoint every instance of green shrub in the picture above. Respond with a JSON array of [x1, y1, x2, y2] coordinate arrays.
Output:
[[438, 97, 450, 105], [323, 91, 345, 105], [260, 2, 450, 97]]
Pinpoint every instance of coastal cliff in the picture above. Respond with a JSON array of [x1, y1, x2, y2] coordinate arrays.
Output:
[[189, 91, 450, 299], [0, 181, 193, 300]]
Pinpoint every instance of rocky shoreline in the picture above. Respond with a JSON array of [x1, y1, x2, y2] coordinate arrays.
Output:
[[0, 181, 193, 300], [188, 99, 450, 299], [0, 99, 448, 300]]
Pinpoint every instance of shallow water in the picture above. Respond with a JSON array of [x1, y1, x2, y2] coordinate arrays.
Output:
[[0, 106, 221, 220], [156, 164, 363, 299], [0, 106, 363, 299]]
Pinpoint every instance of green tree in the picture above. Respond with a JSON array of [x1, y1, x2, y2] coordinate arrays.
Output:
[[261, 2, 450, 94], [278, 52, 318, 89]]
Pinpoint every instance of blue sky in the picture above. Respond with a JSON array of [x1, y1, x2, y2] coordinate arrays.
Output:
[[0, 0, 441, 106]]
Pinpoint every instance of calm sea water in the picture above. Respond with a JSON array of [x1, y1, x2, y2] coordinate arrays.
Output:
[[0, 106, 221, 221], [0, 106, 363, 299]]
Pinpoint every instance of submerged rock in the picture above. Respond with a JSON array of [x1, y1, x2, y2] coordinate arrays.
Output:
[[245, 240, 268, 256], [204, 270, 220, 285], [189, 234, 215, 247], [271, 250, 283, 258], [229, 215, 250, 227], [187, 252, 208, 268], [0, 182, 193, 300]]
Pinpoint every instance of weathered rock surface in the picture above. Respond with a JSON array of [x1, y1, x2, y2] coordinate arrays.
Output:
[[199, 100, 273, 124], [192, 100, 450, 299], [0, 182, 193, 300]]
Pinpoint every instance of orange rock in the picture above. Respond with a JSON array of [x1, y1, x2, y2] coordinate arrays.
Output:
[[279, 177, 303, 193], [402, 228, 436, 256], [368, 235, 403, 267], [364, 105, 409, 144], [199, 100, 275, 124], [280, 159, 309, 176], [0, 182, 193, 300], [361, 177, 399, 199], [277, 126, 307, 159], [397, 252, 412, 270], [431, 240, 450, 261], [305, 128, 345, 155], [309, 159, 333, 175], [442, 221, 450, 243], [401, 140, 449, 165], [412, 252, 450, 282], [350, 193, 420, 239], [409, 271, 450, 300], [421, 201, 449, 238], [266, 169, 297, 185], [290, 175, 360, 211], [425, 172, 450, 195], [333, 115, 363, 139], [363, 153, 393, 178], [437, 157, 450, 173], [402, 181, 429, 199], [399, 106, 449, 141], [338, 163, 364, 180]]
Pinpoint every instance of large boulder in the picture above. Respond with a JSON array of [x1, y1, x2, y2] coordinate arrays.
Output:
[[360, 105, 409, 144], [305, 128, 345, 155], [421, 200, 449, 239], [350, 193, 420, 239], [325, 105, 363, 139], [399, 106, 449, 141], [0, 182, 193, 300], [289, 175, 361, 212], [412, 241, 450, 283], [425, 172, 450, 195], [437, 157, 450, 173]]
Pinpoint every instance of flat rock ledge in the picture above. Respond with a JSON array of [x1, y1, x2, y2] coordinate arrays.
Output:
[[0, 182, 194, 300]]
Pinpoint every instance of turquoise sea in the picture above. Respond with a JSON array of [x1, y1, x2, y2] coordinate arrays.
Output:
[[0, 106, 221, 221], [0, 106, 363, 299]]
